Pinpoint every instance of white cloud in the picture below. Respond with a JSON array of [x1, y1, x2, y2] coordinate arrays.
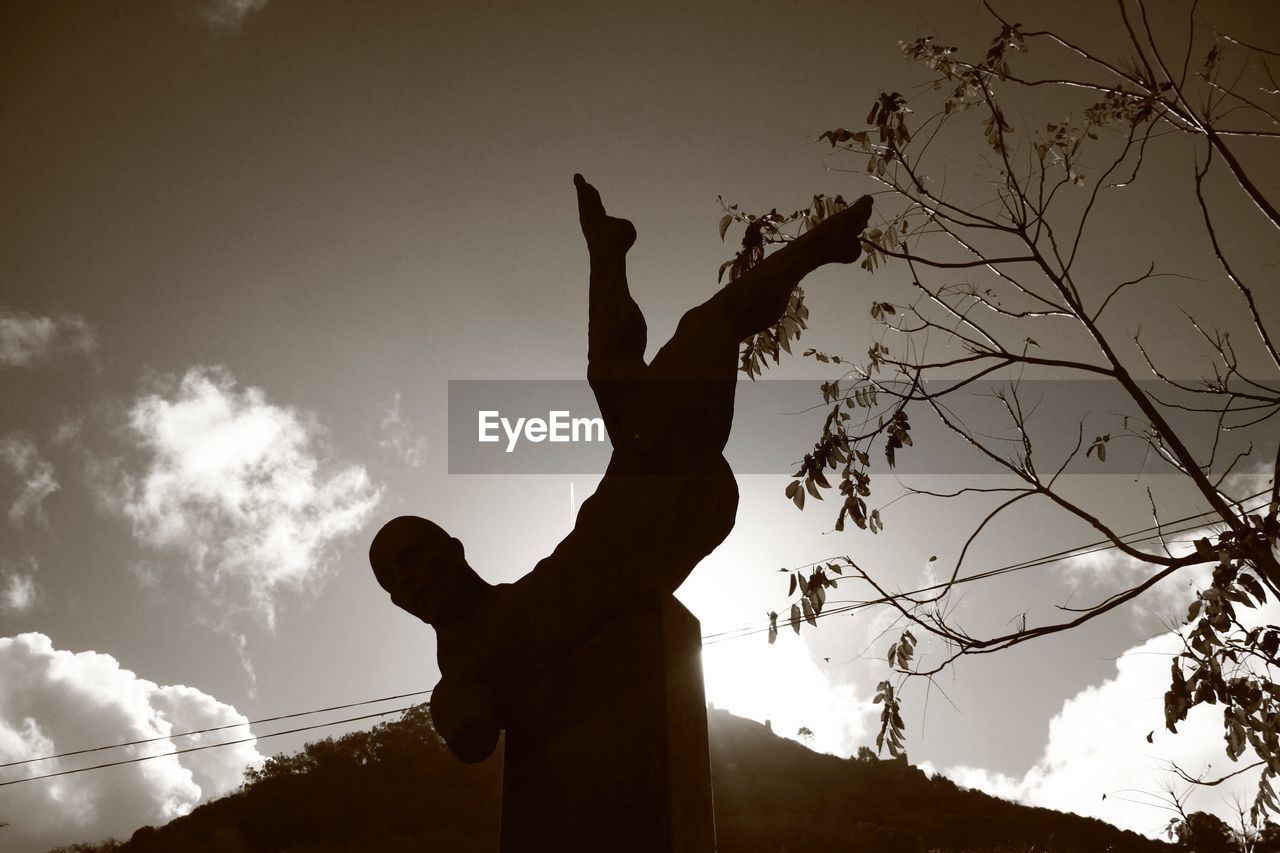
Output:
[[231, 631, 258, 697], [0, 633, 263, 853], [0, 434, 59, 526], [702, 635, 875, 757], [102, 366, 381, 628], [922, 599, 1279, 840], [1222, 455, 1276, 506], [1063, 544, 1212, 629], [1, 557, 39, 613], [198, 0, 267, 32], [51, 417, 84, 447], [378, 392, 428, 468], [0, 309, 95, 368], [3, 573, 36, 611], [1053, 466, 1270, 641]]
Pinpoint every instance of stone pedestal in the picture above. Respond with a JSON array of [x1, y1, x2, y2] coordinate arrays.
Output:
[[499, 595, 716, 852]]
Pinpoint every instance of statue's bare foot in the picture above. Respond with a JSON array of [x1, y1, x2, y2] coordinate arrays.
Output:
[[803, 193, 874, 266], [575, 173, 637, 257]]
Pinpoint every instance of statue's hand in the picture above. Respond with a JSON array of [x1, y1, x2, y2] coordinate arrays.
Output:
[[431, 676, 500, 763]]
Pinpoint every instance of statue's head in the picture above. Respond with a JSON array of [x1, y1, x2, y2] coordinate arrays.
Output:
[[369, 516, 484, 625]]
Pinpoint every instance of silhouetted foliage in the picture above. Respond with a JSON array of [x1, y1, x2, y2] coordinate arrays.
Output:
[[1173, 811, 1236, 852], [1254, 822, 1280, 853], [731, 1, 1280, 826]]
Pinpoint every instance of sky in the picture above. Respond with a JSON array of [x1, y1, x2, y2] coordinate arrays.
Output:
[[1, 0, 1277, 849]]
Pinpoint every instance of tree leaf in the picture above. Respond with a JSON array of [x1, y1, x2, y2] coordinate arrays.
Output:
[[807, 584, 826, 617]]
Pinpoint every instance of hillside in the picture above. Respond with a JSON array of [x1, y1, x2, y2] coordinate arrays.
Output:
[[707, 708, 1166, 852], [60, 704, 1171, 852]]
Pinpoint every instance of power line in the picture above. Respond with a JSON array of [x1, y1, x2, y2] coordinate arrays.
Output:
[[701, 489, 1274, 645], [0, 705, 419, 788], [0, 688, 434, 771], [704, 507, 1245, 644], [6, 490, 1269, 784]]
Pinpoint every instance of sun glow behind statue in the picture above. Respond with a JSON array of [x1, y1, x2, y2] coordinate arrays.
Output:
[[701, 635, 874, 758]]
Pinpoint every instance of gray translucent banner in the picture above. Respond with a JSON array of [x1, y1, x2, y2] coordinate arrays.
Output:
[[447, 379, 1275, 476]]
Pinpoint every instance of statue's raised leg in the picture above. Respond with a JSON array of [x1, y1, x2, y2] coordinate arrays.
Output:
[[575, 173, 647, 448], [370, 174, 872, 799]]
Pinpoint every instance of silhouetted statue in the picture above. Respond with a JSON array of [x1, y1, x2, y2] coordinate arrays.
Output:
[[370, 176, 871, 767]]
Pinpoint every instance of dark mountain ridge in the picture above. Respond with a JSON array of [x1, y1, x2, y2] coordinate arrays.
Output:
[[60, 704, 1172, 852]]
